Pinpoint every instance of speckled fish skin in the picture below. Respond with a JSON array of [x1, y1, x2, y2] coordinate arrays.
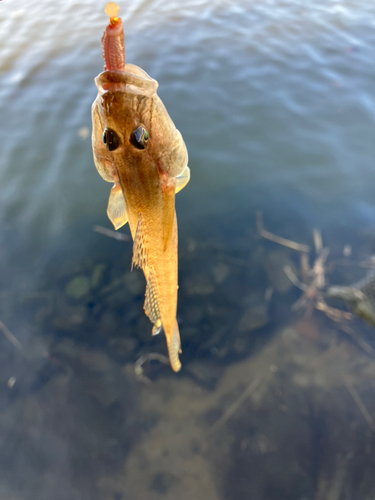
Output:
[[92, 66, 188, 371]]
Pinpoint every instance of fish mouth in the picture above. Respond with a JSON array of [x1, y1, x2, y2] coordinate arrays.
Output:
[[95, 64, 159, 97]]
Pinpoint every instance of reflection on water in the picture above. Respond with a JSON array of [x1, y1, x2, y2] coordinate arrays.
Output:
[[1, 0, 375, 498]]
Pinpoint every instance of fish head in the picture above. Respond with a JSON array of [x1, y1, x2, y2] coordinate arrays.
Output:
[[91, 64, 188, 188]]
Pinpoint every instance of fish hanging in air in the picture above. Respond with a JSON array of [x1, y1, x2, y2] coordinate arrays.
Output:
[[92, 2, 190, 372]]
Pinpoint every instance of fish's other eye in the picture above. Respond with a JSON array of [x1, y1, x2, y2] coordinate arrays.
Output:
[[102, 128, 120, 151], [131, 125, 149, 150]]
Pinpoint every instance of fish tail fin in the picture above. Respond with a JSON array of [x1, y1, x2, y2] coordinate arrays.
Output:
[[166, 320, 182, 372]]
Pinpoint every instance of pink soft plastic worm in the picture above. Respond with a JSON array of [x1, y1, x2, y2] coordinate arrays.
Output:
[[101, 16, 125, 71]]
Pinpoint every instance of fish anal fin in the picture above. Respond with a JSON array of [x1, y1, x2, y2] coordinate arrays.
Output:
[[166, 321, 181, 372], [107, 184, 128, 230], [144, 268, 163, 335], [132, 214, 148, 270], [175, 166, 190, 194]]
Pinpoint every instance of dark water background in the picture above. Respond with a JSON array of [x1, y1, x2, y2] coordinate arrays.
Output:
[[1, 1, 375, 499]]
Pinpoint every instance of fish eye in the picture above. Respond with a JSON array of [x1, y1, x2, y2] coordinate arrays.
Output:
[[102, 128, 120, 151], [130, 125, 149, 150]]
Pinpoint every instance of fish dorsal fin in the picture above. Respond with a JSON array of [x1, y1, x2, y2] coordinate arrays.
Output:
[[143, 267, 162, 335], [107, 184, 128, 230], [175, 166, 190, 194], [132, 213, 148, 270]]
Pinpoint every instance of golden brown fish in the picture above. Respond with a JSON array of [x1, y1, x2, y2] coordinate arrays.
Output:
[[91, 3, 190, 371]]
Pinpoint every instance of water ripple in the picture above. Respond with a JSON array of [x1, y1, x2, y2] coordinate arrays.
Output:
[[0, 0, 375, 284]]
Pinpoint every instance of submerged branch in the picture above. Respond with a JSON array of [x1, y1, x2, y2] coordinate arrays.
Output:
[[209, 378, 261, 436], [284, 265, 309, 292], [134, 353, 170, 385], [345, 380, 375, 432], [313, 228, 323, 255], [335, 322, 374, 356], [256, 211, 310, 253], [0, 321, 24, 354]]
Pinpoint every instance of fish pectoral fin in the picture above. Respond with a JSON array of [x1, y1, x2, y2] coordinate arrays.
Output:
[[166, 321, 182, 372], [175, 166, 190, 194], [107, 184, 128, 230], [132, 213, 148, 270]]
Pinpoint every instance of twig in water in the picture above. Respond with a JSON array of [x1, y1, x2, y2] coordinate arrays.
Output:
[[256, 211, 375, 357], [0, 321, 24, 353], [313, 247, 330, 290], [209, 378, 261, 436], [134, 353, 170, 385], [284, 265, 309, 292], [335, 322, 374, 356], [316, 455, 348, 500], [256, 211, 310, 253], [345, 380, 375, 432], [313, 228, 323, 254], [315, 301, 353, 322], [93, 225, 130, 242], [300, 252, 311, 285], [335, 259, 375, 269], [291, 293, 310, 312]]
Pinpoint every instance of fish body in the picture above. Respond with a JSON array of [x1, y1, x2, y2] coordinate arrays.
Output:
[[328, 272, 375, 327], [92, 9, 189, 371]]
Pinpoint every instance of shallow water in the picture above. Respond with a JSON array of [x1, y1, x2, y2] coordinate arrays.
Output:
[[1, 0, 375, 499]]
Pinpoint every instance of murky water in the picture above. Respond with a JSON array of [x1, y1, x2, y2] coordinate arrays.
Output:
[[1, 0, 375, 499]]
